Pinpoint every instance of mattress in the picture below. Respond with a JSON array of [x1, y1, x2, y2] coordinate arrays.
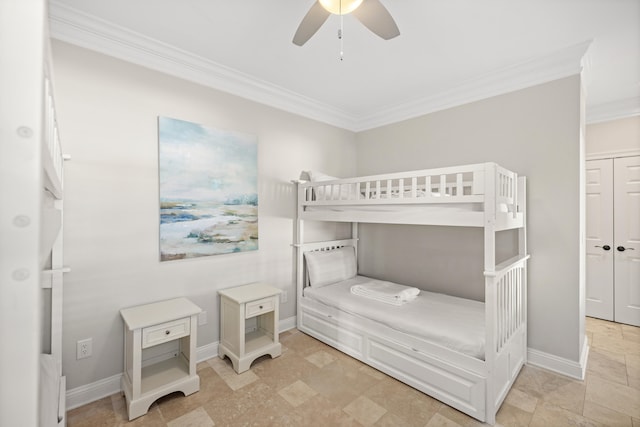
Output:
[[304, 203, 482, 213], [304, 276, 486, 359]]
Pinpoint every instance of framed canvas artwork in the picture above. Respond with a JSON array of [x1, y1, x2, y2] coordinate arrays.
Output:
[[158, 116, 258, 261]]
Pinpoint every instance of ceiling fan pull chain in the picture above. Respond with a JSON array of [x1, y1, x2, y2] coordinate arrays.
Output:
[[339, 16, 344, 61]]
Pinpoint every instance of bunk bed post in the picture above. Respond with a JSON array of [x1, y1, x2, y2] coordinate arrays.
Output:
[[483, 163, 497, 425], [49, 210, 64, 372], [295, 182, 305, 330], [518, 177, 528, 364], [352, 222, 359, 262]]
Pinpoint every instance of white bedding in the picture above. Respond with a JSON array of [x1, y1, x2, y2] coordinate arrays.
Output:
[[350, 279, 419, 305], [304, 275, 486, 359]]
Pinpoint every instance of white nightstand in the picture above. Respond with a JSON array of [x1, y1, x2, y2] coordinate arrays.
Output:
[[119, 297, 201, 420], [218, 283, 282, 373]]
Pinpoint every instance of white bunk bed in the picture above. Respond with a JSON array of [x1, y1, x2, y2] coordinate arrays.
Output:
[[39, 40, 68, 427], [294, 163, 528, 425]]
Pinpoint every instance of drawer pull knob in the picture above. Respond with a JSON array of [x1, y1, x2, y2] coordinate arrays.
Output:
[[165, 330, 170, 335], [259, 305, 263, 309]]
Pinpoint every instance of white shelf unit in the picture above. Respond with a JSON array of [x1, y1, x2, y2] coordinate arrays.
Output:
[[1, 1, 69, 425], [120, 297, 201, 420], [218, 283, 282, 373]]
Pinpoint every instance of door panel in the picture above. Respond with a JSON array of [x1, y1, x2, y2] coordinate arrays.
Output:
[[585, 159, 614, 320], [614, 156, 640, 327]]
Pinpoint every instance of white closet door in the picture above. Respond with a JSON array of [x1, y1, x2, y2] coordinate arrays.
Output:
[[613, 156, 640, 327], [585, 159, 614, 320]]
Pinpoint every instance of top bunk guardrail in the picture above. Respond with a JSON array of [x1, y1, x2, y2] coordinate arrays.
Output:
[[296, 163, 525, 229], [42, 65, 64, 200]]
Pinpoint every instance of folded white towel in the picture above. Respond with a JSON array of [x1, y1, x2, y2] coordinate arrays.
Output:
[[350, 280, 420, 306]]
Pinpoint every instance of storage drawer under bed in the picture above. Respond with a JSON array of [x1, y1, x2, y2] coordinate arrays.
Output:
[[366, 334, 486, 420], [299, 302, 487, 422], [299, 306, 364, 358]]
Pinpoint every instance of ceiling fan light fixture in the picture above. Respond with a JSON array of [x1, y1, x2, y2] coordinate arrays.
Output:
[[319, 0, 364, 15]]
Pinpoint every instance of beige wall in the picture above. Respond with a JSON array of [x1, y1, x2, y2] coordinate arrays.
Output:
[[355, 76, 585, 362], [53, 37, 596, 391], [586, 116, 640, 156], [52, 41, 356, 389]]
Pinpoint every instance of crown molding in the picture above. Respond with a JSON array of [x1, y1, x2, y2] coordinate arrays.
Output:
[[49, 2, 601, 132], [352, 40, 593, 131], [586, 96, 640, 124], [48, 1, 358, 131]]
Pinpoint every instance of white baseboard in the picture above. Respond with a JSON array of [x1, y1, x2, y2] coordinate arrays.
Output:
[[579, 339, 590, 379], [279, 315, 297, 332], [65, 316, 297, 410], [65, 373, 122, 410], [527, 339, 589, 380], [196, 341, 219, 364]]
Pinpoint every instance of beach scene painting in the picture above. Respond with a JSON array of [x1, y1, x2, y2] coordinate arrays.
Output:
[[158, 116, 258, 261]]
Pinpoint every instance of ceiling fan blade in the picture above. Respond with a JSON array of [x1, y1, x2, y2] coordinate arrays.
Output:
[[292, 2, 331, 46], [352, 0, 400, 40]]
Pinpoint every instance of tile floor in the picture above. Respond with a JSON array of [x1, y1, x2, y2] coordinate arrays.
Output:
[[68, 317, 640, 426]]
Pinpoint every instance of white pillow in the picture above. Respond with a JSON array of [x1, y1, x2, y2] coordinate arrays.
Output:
[[304, 246, 357, 288], [299, 171, 339, 182], [299, 171, 356, 200]]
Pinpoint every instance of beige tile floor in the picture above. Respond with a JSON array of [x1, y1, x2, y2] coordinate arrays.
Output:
[[68, 317, 640, 427]]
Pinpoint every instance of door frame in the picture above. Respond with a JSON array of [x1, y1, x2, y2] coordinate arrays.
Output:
[[586, 148, 640, 161]]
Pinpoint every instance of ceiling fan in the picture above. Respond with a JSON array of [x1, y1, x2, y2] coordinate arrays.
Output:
[[293, 0, 400, 46]]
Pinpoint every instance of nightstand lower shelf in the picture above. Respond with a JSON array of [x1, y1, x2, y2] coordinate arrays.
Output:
[[245, 330, 276, 354], [140, 356, 190, 394], [121, 357, 199, 420]]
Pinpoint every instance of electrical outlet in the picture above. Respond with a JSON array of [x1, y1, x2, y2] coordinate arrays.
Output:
[[198, 310, 207, 326], [77, 338, 92, 359], [281, 291, 288, 304]]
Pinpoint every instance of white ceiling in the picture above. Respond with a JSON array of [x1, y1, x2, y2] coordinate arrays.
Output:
[[49, 0, 640, 131]]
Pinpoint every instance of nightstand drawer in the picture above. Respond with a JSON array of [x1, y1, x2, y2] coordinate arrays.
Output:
[[142, 317, 190, 348], [245, 297, 274, 319]]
